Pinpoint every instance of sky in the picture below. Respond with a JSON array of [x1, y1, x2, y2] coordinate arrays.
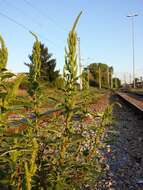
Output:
[[0, 0, 143, 81]]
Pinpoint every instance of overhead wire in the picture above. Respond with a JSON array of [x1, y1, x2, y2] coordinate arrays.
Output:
[[0, 11, 61, 48], [23, 0, 67, 32], [2, 0, 66, 45], [0, 11, 30, 31], [0, 0, 69, 71], [3, 0, 43, 29]]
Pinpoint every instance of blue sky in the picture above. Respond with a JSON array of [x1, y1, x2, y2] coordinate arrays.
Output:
[[0, 0, 143, 81]]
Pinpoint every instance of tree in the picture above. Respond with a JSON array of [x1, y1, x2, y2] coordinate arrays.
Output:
[[113, 77, 121, 88], [40, 43, 59, 82], [98, 63, 101, 89], [88, 63, 98, 87], [109, 66, 113, 88], [135, 77, 139, 85], [99, 63, 109, 88], [25, 43, 59, 83], [89, 63, 113, 88]]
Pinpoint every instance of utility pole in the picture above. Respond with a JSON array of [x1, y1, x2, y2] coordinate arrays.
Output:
[[77, 37, 82, 90], [127, 13, 138, 88]]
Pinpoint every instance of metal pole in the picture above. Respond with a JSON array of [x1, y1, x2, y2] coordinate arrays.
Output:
[[131, 16, 135, 88], [127, 14, 138, 88]]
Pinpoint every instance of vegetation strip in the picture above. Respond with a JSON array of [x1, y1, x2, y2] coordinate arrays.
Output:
[[0, 12, 115, 190]]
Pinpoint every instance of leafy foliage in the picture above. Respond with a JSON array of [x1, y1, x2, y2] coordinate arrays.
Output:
[[0, 14, 115, 190], [0, 35, 8, 71], [0, 33, 41, 190], [25, 42, 59, 83], [40, 43, 59, 82], [54, 75, 65, 89], [113, 77, 121, 88], [88, 63, 114, 89], [0, 35, 24, 118]]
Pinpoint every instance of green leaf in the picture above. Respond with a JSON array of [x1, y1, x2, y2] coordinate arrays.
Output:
[[0, 72, 15, 81]]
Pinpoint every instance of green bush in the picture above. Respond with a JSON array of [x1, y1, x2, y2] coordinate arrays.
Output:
[[54, 75, 64, 89]]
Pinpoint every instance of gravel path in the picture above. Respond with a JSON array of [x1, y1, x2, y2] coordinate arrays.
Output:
[[99, 95, 143, 190]]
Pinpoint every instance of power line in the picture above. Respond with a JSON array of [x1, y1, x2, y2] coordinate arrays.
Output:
[[3, 0, 66, 45], [0, 11, 29, 31], [0, 11, 60, 47], [23, 0, 67, 33], [3, 0, 43, 29]]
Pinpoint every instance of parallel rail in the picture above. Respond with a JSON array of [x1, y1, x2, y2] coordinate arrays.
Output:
[[117, 92, 143, 113], [128, 91, 143, 97]]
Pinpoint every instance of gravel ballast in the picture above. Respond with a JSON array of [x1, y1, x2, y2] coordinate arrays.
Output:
[[98, 95, 143, 190]]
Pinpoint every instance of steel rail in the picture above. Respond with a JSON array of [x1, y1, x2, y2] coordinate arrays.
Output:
[[117, 92, 143, 113]]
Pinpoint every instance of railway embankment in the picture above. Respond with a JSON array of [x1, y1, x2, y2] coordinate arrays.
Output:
[[99, 94, 143, 190]]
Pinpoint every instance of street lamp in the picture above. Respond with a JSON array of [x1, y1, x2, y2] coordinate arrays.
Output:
[[126, 13, 138, 88]]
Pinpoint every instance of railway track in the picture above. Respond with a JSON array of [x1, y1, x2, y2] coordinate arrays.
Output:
[[117, 92, 143, 113], [130, 92, 143, 97]]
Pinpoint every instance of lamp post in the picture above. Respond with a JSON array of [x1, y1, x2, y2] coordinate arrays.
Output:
[[126, 13, 138, 88]]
